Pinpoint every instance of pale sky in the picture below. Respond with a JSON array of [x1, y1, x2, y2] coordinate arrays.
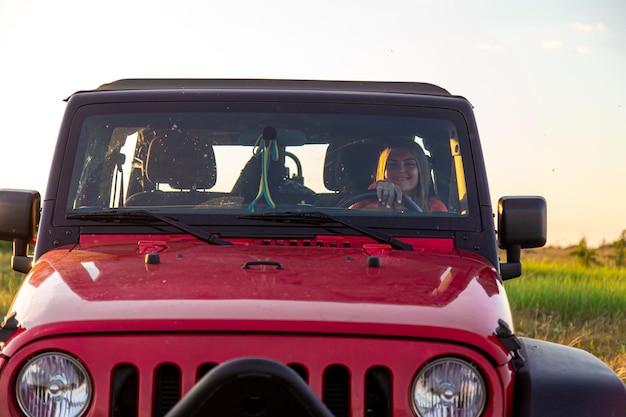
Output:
[[1, 0, 625, 248]]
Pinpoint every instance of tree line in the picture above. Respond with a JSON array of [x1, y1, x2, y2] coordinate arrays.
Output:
[[570, 230, 626, 268]]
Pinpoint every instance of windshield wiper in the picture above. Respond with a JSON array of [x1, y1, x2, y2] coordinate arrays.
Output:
[[67, 210, 232, 246], [239, 211, 413, 251]]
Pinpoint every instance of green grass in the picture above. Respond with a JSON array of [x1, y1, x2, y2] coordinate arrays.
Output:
[[505, 259, 626, 382], [0, 248, 26, 316], [506, 261, 626, 321]]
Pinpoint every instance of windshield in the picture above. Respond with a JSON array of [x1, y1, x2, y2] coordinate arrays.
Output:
[[65, 101, 475, 232]]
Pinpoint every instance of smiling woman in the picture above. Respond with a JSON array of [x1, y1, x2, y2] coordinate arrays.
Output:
[[350, 141, 449, 213]]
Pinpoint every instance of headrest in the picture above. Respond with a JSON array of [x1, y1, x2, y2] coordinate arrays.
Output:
[[146, 131, 216, 189], [323, 139, 385, 192]]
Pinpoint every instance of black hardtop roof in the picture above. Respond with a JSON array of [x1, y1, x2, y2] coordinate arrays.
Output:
[[93, 78, 452, 96]]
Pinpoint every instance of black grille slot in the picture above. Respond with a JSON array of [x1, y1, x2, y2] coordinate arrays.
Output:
[[323, 365, 351, 417], [196, 362, 218, 381], [153, 364, 181, 417], [288, 363, 309, 383], [365, 366, 392, 417], [111, 364, 138, 417]]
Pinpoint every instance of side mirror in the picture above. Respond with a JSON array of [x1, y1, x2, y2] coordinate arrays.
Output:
[[498, 196, 547, 280], [0, 189, 41, 273]]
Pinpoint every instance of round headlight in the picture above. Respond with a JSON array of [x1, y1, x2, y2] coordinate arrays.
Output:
[[16, 352, 92, 417], [411, 357, 486, 417]]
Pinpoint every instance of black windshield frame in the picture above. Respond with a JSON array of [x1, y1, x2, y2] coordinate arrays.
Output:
[[52, 95, 483, 238]]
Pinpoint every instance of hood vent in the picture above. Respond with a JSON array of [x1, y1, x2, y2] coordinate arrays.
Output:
[[261, 239, 352, 248]]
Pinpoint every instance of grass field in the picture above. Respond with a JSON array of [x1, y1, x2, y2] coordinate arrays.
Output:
[[1, 245, 625, 383], [505, 254, 626, 382], [0, 249, 23, 316]]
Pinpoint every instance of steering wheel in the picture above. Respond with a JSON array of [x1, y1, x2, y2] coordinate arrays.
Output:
[[284, 151, 303, 184], [338, 190, 423, 212]]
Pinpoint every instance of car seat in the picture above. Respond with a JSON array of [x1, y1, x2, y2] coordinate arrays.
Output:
[[125, 131, 216, 206], [317, 139, 385, 206]]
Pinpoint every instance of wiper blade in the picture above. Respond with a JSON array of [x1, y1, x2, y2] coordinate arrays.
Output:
[[67, 210, 232, 246], [239, 211, 413, 251]]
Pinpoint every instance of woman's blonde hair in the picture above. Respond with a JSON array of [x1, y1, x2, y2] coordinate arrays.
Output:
[[375, 142, 432, 208]]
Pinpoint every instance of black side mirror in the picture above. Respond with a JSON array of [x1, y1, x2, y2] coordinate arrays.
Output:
[[0, 189, 41, 273], [498, 196, 547, 280]]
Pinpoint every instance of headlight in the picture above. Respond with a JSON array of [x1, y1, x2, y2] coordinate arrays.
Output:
[[16, 352, 92, 417], [411, 357, 486, 417]]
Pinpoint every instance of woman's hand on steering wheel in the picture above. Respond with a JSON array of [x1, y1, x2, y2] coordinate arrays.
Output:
[[376, 181, 403, 208], [338, 190, 422, 212]]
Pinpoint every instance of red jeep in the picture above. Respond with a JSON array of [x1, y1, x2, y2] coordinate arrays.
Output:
[[0, 79, 624, 417]]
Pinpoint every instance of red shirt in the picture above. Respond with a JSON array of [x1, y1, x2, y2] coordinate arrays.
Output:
[[350, 181, 448, 213]]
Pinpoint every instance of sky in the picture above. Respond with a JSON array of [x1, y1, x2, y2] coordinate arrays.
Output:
[[1, 0, 625, 248]]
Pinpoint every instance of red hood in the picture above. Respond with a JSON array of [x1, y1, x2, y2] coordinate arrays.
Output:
[[5, 234, 513, 362]]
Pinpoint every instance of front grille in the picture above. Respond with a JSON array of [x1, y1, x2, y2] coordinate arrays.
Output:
[[112, 361, 390, 417], [7, 333, 501, 417]]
